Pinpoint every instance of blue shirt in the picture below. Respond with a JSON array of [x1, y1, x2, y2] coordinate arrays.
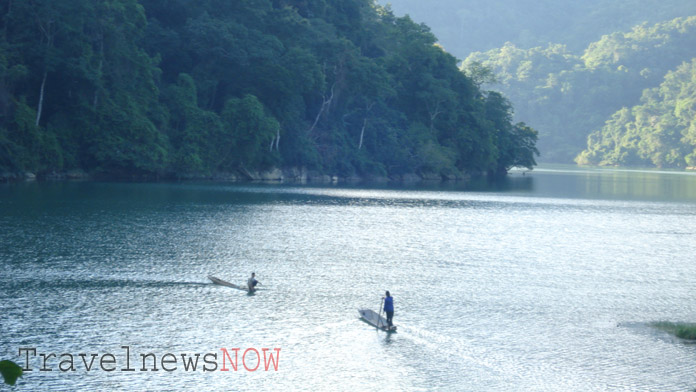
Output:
[[384, 296, 394, 312]]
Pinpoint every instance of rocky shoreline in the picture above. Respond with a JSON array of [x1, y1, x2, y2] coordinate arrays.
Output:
[[1, 166, 480, 184]]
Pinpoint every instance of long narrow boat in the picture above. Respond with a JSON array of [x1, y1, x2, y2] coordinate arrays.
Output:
[[209, 275, 255, 292], [358, 309, 397, 332]]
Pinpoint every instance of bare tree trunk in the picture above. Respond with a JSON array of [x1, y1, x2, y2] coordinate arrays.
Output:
[[358, 117, 367, 150], [274, 126, 280, 150], [358, 102, 374, 150], [427, 99, 444, 133], [35, 70, 47, 126], [269, 127, 281, 152], [34, 9, 57, 127], [308, 82, 335, 134]]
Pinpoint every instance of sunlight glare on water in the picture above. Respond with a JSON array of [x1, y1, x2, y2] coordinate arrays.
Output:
[[1, 168, 696, 391]]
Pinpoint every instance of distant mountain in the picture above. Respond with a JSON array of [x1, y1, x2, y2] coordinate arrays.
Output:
[[462, 16, 696, 163], [380, 0, 696, 55], [577, 59, 696, 168]]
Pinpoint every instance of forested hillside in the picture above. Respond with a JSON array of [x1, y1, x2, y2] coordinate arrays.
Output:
[[463, 16, 696, 164], [382, 0, 696, 55], [577, 59, 696, 168], [0, 0, 538, 180]]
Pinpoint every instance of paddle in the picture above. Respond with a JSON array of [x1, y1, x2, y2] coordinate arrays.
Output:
[[377, 297, 384, 329]]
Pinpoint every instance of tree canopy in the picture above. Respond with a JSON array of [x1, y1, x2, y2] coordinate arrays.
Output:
[[463, 15, 696, 163], [0, 0, 537, 179], [577, 59, 696, 168]]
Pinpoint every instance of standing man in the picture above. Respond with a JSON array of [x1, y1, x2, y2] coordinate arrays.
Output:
[[247, 272, 260, 292], [383, 291, 394, 330]]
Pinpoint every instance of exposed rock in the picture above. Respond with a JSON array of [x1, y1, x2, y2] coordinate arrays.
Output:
[[400, 173, 421, 182], [212, 172, 239, 181], [43, 171, 65, 180], [307, 171, 332, 183], [420, 172, 442, 181], [66, 169, 89, 180], [283, 167, 307, 182], [237, 167, 282, 181], [454, 173, 471, 181], [257, 168, 283, 181], [0, 165, 486, 184], [178, 172, 209, 180], [344, 174, 363, 183]]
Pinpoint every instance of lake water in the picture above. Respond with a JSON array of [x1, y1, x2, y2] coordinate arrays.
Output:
[[1, 166, 696, 391]]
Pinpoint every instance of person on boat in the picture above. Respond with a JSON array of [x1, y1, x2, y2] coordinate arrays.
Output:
[[383, 291, 394, 329], [247, 272, 260, 292]]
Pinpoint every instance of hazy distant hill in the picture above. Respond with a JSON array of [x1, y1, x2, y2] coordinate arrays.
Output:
[[463, 16, 696, 164], [380, 0, 696, 56], [577, 59, 696, 168]]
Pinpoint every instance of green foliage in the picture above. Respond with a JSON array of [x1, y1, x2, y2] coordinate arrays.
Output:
[[462, 61, 497, 87], [163, 73, 221, 175], [9, 99, 41, 169], [464, 16, 696, 163], [578, 59, 696, 168], [0, 0, 536, 178], [1, 0, 169, 175], [0, 360, 23, 386], [221, 94, 279, 170]]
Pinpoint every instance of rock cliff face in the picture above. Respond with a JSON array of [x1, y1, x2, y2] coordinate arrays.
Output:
[[1, 171, 39, 182], [239, 168, 284, 182], [282, 167, 307, 183]]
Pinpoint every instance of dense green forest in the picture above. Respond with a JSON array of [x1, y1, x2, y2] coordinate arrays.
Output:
[[0, 0, 538, 180], [382, 0, 696, 55], [577, 59, 696, 168], [462, 16, 696, 164]]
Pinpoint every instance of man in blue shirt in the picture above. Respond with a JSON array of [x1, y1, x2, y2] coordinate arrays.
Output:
[[247, 272, 260, 292], [383, 291, 394, 329]]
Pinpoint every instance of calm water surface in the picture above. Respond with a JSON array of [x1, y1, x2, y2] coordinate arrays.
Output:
[[1, 166, 696, 391]]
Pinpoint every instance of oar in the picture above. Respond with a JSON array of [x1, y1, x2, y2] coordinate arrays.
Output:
[[376, 297, 384, 329]]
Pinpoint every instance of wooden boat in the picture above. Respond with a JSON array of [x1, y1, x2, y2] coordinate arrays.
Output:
[[208, 276, 257, 292], [358, 309, 397, 332]]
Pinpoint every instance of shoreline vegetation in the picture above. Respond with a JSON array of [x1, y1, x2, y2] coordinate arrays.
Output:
[[4, 163, 695, 183], [0, 165, 488, 184], [651, 322, 696, 341]]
